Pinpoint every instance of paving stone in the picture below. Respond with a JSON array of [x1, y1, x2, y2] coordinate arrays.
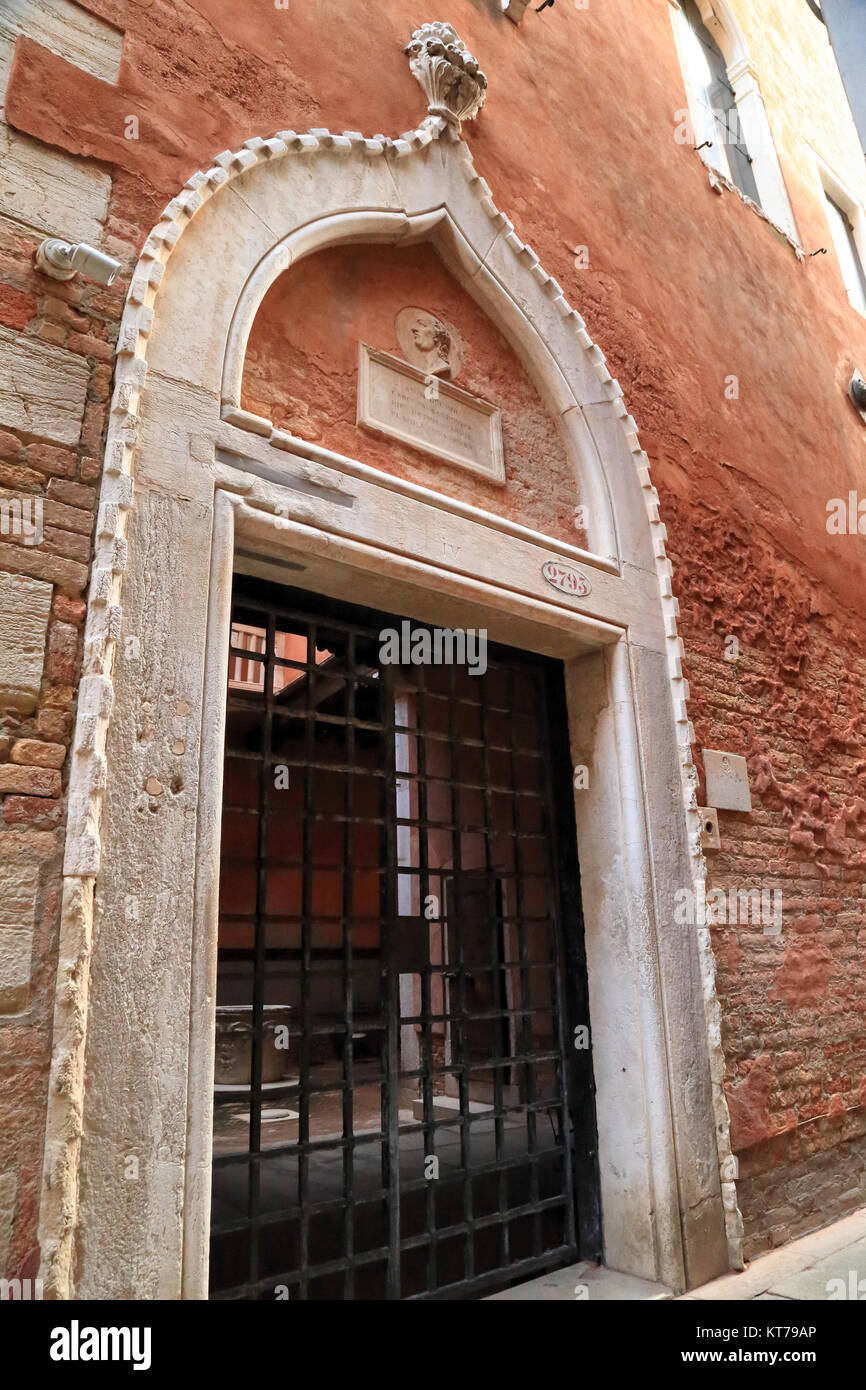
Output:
[[680, 1210, 866, 1301], [486, 1262, 671, 1301], [769, 1235, 866, 1302]]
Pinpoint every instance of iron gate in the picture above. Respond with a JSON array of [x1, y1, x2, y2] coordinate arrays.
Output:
[[209, 578, 600, 1299]]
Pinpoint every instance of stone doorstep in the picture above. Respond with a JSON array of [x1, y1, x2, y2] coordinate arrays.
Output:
[[678, 1206, 866, 1301], [485, 1262, 672, 1301]]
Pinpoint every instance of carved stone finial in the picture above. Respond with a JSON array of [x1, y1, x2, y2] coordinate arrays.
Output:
[[405, 23, 488, 127]]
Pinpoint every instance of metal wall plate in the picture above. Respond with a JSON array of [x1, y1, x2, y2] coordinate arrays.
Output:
[[699, 807, 721, 851]]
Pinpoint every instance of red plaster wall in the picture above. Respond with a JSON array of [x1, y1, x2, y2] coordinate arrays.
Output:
[[2, 0, 866, 1275], [5, 4, 865, 591]]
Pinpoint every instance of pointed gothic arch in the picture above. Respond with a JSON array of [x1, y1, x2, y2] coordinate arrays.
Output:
[[38, 28, 739, 1301]]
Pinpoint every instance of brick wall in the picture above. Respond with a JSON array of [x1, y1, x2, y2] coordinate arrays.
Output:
[[0, 217, 124, 1279], [0, 0, 125, 1280], [664, 490, 866, 1258]]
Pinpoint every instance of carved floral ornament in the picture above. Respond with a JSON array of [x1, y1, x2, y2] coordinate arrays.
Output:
[[405, 22, 488, 126]]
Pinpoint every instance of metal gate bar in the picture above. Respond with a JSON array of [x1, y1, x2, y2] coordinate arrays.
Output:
[[382, 660, 401, 1301], [209, 579, 599, 1299], [340, 629, 356, 1301]]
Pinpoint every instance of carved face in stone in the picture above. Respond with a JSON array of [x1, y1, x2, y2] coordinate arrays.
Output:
[[395, 306, 462, 378]]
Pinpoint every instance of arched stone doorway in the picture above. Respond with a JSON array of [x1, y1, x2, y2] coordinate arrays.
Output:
[[38, 23, 735, 1300]]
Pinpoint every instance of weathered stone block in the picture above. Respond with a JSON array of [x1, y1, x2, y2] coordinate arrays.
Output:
[[0, 542, 89, 592], [46, 479, 96, 511], [0, 1171, 16, 1274], [0, 860, 39, 929], [45, 621, 78, 682], [26, 444, 76, 478], [0, 571, 52, 712], [36, 708, 71, 741], [0, 765, 61, 796], [11, 739, 65, 769], [0, 0, 123, 110], [0, 829, 57, 861], [2, 795, 63, 826], [0, 127, 111, 246], [0, 929, 34, 1012], [0, 328, 89, 447]]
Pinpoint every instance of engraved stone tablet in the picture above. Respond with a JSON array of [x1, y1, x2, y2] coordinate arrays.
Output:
[[357, 344, 505, 484], [703, 749, 752, 813]]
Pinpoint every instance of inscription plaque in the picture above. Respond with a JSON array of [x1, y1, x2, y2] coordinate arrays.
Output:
[[357, 344, 505, 484], [703, 749, 752, 813]]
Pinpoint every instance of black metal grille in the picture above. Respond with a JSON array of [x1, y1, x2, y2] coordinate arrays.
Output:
[[209, 578, 599, 1300]]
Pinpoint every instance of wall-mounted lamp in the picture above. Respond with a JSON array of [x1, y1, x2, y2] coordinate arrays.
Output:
[[35, 238, 120, 287], [850, 371, 866, 421]]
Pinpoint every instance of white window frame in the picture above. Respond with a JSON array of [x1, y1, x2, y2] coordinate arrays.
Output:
[[669, 0, 798, 243], [812, 149, 866, 319]]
